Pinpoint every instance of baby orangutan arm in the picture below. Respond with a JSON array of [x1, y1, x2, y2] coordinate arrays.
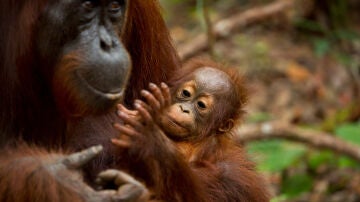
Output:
[[112, 83, 207, 202]]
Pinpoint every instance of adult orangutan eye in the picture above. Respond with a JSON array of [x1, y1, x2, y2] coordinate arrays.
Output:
[[197, 101, 206, 109], [182, 89, 191, 98], [82, 1, 96, 10], [109, 1, 124, 13]]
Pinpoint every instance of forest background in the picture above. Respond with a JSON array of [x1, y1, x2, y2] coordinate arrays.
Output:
[[159, 0, 360, 201]]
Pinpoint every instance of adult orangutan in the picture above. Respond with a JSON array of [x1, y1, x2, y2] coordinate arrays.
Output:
[[0, 0, 179, 201], [114, 58, 271, 201]]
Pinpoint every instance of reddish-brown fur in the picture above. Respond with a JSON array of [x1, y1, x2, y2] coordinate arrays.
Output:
[[0, 0, 180, 201], [0, 145, 84, 202], [176, 138, 270, 202], [173, 60, 270, 202], [0, 0, 269, 200], [114, 58, 270, 201]]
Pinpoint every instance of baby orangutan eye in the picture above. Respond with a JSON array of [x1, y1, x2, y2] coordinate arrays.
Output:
[[182, 89, 191, 98], [197, 101, 206, 109]]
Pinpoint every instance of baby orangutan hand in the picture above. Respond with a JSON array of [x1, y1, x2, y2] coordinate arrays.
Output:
[[112, 82, 174, 154]]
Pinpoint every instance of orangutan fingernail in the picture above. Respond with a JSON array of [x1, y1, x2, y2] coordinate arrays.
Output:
[[161, 82, 167, 88], [117, 110, 122, 116], [149, 83, 156, 89], [117, 111, 126, 117], [141, 90, 149, 95], [134, 103, 141, 109]]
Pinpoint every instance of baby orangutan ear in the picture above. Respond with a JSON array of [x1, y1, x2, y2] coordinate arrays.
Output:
[[218, 119, 235, 133]]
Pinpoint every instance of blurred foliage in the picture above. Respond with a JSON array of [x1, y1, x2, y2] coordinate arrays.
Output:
[[281, 173, 314, 198], [308, 151, 336, 170], [335, 122, 360, 168], [296, 0, 360, 62], [247, 140, 306, 172], [297, 20, 360, 58], [247, 122, 360, 199], [336, 122, 360, 145], [234, 35, 272, 70], [321, 105, 354, 131], [247, 112, 273, 123]]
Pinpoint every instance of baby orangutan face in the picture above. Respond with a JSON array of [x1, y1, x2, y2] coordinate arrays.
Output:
[[159, 67, 233, 140]]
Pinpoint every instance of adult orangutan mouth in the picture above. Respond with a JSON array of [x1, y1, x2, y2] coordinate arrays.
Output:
[[76, 71, 124, 100], [103, 91, 123, 100]]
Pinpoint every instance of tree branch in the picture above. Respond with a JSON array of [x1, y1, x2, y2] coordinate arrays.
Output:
[[178, 0, 295, 60], [237, 121, 360, 162]]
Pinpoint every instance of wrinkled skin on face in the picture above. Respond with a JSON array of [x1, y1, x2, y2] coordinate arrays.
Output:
[[37, 0, 131, 116]]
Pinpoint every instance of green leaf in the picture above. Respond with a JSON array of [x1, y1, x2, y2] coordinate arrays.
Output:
[[337, 156, 359, 168], [335, 123, 360, 168], [308, 151, 335, 170], [333, 30, 360, 41], [254, 41, 269, 56], [281, 174, 313, 198], [336, 52, 354, 66], [296, 19, 325, 33], [246, 112, 272, 123], [335, 123, 360, 145], [313, 39, 331, 57], [270, 195, 288, 202], [248, 140, 306, 172]]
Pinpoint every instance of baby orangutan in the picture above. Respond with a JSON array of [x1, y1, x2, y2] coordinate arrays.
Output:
[[112, 58, 270, 201]]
